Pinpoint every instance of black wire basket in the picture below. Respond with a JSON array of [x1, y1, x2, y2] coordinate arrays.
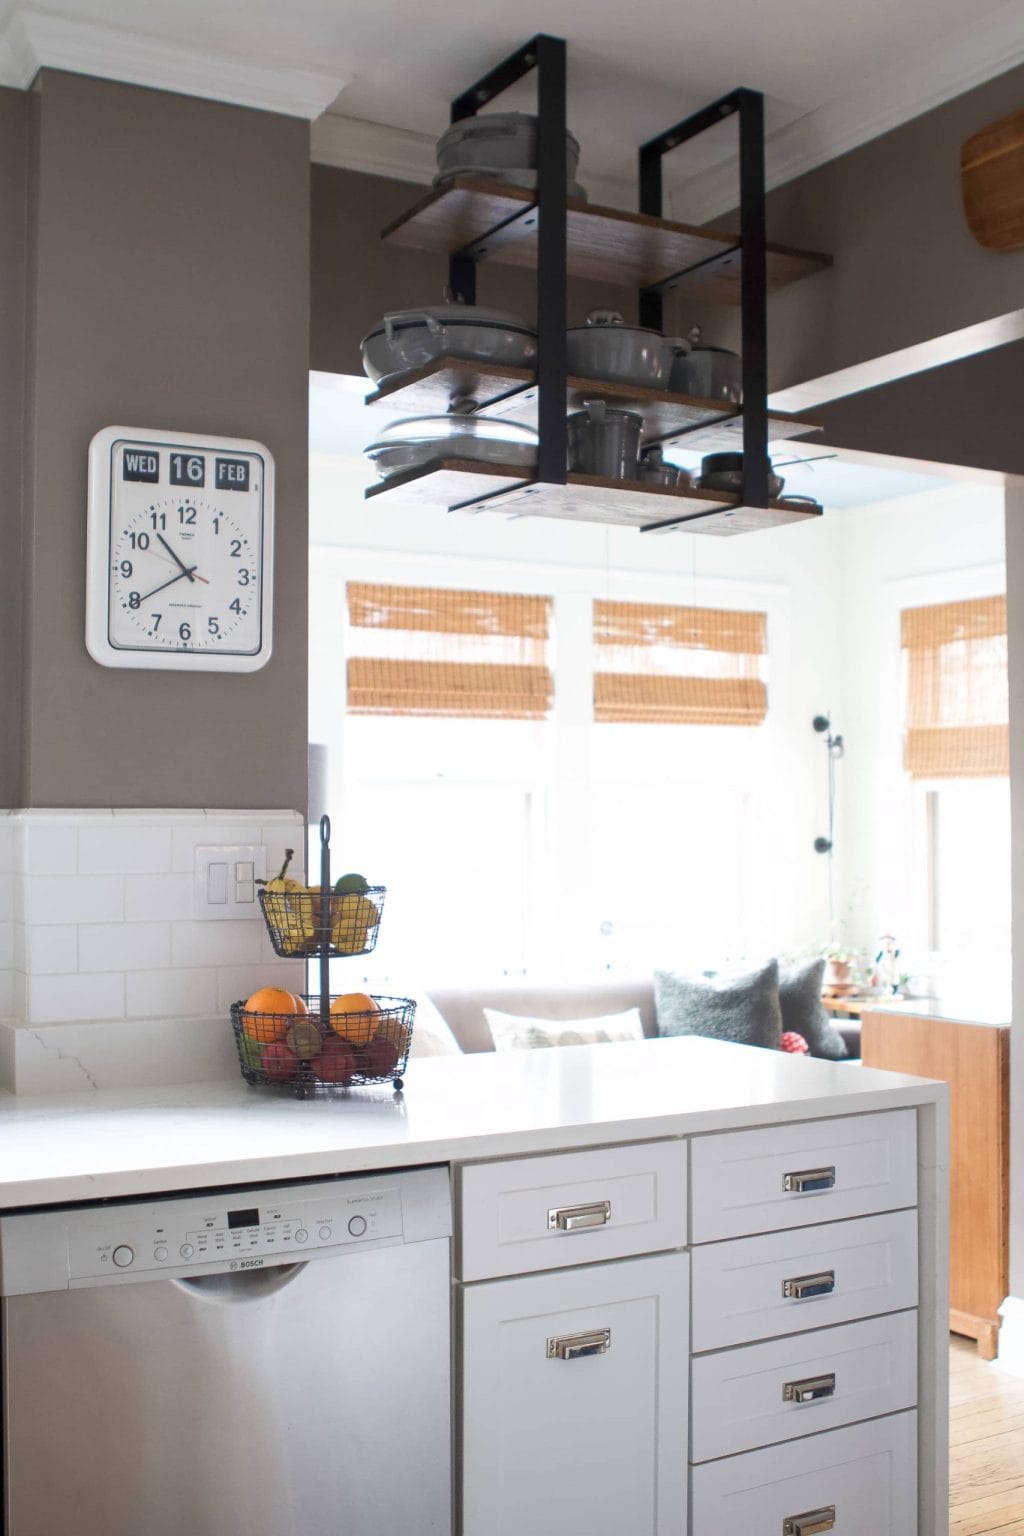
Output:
[[258, 885, 386, 959], [231, 994, 415, 1096]]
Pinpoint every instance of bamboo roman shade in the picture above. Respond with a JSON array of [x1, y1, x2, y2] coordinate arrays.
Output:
[[346, 582, 554, 719], [593, 599, 768, 725], [901, 595, 1008, 778]]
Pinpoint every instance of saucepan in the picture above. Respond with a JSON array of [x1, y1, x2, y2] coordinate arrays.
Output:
[[670, 326, 743, 402], [434, 111, 585, 197], [567, 310, 681, 390], [364, 404, 538, 480], [567, 400, 644, 480]]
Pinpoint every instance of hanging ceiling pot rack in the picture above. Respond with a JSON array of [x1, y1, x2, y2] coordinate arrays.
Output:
[[367, 34, 832, 536]]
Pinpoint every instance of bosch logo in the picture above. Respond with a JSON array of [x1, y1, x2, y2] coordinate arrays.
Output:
[[238, 1258, 264, 1270]]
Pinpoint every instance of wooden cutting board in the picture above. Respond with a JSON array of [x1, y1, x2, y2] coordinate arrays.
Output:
[[961, 109, 1024, 251]]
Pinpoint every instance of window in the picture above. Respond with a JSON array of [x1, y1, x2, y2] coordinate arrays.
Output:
[[333, 577, 774, 983]]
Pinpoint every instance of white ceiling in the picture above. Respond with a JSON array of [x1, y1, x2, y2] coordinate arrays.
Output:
[[2, 0, 1024, 215]]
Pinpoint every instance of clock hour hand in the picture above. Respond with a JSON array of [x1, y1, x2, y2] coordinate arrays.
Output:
[[156, 532, 195, 582]]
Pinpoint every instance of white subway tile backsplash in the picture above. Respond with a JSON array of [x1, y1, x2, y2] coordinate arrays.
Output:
[[171, 822, 263, 873], [24, 924, 77, 975], [0, 972, 12, 1018], [79, 922, 171, 973], [78, 824, 172, 876], [172, 919, 263, 967], [126, 968, 217, 1019], [27, 971, 125, 1025], [0, 815, 14, 874], [0, 921, 13, 970], [23, 875, 124, 926], [0, 875, 14, 924], [125, 873, 194, 922], [19, 822, 78, 876]]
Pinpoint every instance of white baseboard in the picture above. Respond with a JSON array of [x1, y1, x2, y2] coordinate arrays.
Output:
[[997, 1296, 1024, 1376]]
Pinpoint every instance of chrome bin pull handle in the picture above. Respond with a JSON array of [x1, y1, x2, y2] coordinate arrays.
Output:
[[782, 1270, 836, 1300], [783, 1167, 836, 1193], [783, 1507, 836, 1535], [782, 1372, 836, 1403], [547, 1200, 611, 1232], [546, 1328, 611, 1361]]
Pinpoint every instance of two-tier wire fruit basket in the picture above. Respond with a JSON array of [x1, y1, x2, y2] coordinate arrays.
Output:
[[230, 816, 415, 1096]]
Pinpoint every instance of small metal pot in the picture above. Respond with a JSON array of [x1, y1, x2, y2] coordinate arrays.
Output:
[[435, 111, 581, 184], [567, 401, 644, 480], [669, 326, 743, 402], [697, 451, 784, 498], [567, 310, 677, 389], [637, 446, 681, 487], [361, 300, 537, 384]]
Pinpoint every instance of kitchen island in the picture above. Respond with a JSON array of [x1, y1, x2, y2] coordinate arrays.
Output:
[[0, 1035, 948, 1535]]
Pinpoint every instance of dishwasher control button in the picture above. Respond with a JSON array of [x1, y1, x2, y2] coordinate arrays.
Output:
[[179, 1243, 194, 1259], [347, 1215, 368, 1237], [294, 1229, 308, 1244], [153, 1246, 168, 1262], [112, 1245, 134, 1268], [319, 1226, 332, 1241]]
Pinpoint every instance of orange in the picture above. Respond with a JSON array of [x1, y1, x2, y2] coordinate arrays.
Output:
[[241, 986, 307, 1043], [329, 992, 379, 1047]]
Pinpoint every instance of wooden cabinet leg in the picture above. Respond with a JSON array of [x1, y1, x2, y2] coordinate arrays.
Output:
[[977, 1321, 1000, 1361]]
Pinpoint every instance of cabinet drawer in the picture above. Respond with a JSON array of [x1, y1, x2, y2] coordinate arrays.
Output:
[[690, 1109, 917, 1242], [691, 1410, 917, 1535], [691, 1209, 918, 1352], [461, 1252, 689, 1536], [691, 1310, 917, 1462], [457, 1141, 687, 1281]]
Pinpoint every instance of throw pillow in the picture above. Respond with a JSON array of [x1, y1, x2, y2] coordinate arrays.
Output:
[[654, 960, 782, 1050], [408, 994, 463, 1058], [778, 958, 848, 1060], [484, 1006, 645, 1053]]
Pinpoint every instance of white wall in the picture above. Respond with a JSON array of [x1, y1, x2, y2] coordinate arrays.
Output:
[[310, 452, 847, 968], [834, 483, 1006, 981]]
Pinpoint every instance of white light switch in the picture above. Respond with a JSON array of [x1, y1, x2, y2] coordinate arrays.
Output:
[[195, 845, 267, 920]]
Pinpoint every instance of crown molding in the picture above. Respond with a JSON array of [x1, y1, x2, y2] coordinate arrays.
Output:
[[668, 0, 1024, 225], [0, 8, 351, 119], [311, 110, 636, 209]]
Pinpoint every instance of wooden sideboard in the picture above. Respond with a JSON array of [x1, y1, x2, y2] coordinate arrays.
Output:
[[861, 1005, 1009, 1359]]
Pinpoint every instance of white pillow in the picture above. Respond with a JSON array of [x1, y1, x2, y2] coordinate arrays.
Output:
[[484, 1006, 645, 1053], [408, 994, 463, 1058]]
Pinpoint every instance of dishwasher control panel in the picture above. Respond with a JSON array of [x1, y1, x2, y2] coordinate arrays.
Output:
[[68, 1183, 404, 1280]]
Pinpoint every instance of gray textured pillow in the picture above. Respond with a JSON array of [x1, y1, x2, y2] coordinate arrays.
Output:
[[654, 961, 782, 1050], [779, 958, 848, 1060]]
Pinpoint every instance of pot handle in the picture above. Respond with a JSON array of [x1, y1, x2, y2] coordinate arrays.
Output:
[[382, 310, 444, 338], [585, 398, 608, 424], [586, 308, 625, 328], [669, 336, 691, 359]]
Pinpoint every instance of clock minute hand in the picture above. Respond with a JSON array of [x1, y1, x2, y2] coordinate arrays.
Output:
[[156, 532, 195, 582], [137, 569, 190, 603]]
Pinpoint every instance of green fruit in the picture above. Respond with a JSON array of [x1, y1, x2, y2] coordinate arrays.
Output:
[[239, 1035, 265, 1071], [334, 872, 369, 895]]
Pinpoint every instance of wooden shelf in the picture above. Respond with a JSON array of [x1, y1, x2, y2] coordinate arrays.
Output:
[[380, 177, 831, 301], [365, 358, 821, 454], [364, 458, 822, 537]]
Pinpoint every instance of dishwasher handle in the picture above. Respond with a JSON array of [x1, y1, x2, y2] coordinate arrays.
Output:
[[172, 1262, 307, 1303]]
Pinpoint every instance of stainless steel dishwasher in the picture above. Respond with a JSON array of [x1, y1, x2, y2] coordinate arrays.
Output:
[[0, 1165, 452, 1536]]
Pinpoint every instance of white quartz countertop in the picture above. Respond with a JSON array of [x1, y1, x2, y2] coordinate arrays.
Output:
[[0, 1036, 944, 1210]]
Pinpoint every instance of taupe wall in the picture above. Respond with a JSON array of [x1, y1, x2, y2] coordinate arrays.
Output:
[[0, 88, 29, 807], [19, 71, 310, 810], [807, 338, 1024, 476], [311, 163, 646, 377], [690, 64, 1024, 393]]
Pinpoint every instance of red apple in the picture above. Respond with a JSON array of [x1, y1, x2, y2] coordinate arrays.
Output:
[[262, 1041, 299, 1082], [362, 1037, 400, 1077], [315, 1040, 356, 1084]]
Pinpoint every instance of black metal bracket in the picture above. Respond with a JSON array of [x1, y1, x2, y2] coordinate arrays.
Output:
[[638, 88, 769, 509], [446, 33, 567, 486]]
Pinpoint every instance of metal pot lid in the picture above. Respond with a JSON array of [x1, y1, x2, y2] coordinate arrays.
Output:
[[437, 112, 581, 154], [365, 411, 539, 454], [568, 405, 645, 427], [687, 324, 740, 359], [362, 302, 536, 343], [701, 451, 774, 475], [567, 308, 664, 339]]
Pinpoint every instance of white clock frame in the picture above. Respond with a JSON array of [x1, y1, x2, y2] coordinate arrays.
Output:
[[85, 425, 275, 673]]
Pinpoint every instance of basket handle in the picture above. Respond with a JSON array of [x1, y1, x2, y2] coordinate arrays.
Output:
[[319, 816, 332, 1023]]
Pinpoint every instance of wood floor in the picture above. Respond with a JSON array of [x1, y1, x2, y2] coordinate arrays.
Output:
[[951, 1335, 1024, 1533]]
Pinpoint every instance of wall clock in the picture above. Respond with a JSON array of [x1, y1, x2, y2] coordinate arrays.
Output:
[[86, 426, 275, 673]]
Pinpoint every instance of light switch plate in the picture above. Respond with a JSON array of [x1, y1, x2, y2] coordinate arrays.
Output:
[[194, 844, 267, 920]]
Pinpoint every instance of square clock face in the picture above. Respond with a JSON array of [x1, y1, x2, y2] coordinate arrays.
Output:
[[86, 426, 275, 672]]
